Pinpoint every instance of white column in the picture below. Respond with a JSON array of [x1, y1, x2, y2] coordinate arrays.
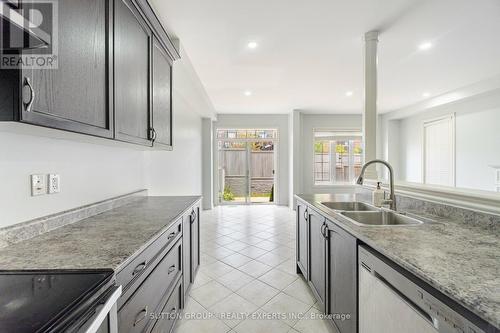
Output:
[[363, 31, 379, 179]]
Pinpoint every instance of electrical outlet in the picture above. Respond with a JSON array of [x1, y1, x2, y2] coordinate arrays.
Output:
[[48, 174, 60, 194], [31, 174, 46, 196]]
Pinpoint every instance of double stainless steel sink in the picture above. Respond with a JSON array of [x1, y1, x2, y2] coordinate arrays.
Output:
[[320, 201, 426, 227]]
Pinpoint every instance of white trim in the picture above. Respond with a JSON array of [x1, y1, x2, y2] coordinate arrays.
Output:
[[422, 114, 456, 187], [312, 128, 363, 186], [362, 180, 500, 216]]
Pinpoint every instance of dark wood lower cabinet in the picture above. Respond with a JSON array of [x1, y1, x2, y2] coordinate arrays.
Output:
[[307, 209, 326, 311], [325, 220, 357, 333], [296, 199, 357, 333], [296, 202, 308, 277], [117, 200, 200, 333], [182, 211, 191, 296], [190, 205, 200, 279]]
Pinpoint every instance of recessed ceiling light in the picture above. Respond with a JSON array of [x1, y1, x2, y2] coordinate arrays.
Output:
[[244, 90, 252, 96], [345, 91, 354, 97], [422, 92, 431, 98], [418, 42, 433, 51], [247, 41, 258, 49]]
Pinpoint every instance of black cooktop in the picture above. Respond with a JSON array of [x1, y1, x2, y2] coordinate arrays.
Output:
[[0, 270, 113, 333]]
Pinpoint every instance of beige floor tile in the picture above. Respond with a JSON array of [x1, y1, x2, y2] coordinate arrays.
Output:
[[255, 252, 289, 266], [200, 260, 236, 278], [209, 293, 259, 327], [238, 260, 273, 278], [293, 308, 336, 333], [233, 309, 290, 333], [237, 246, 268, 259], [191, 270, 213, 290], [276, 259, 298, 275], [262, 292, 312, 326], [283, 277, 316, 305], [236, 279, 280, 307], [220, 253, 253, 268], [254, 240, 280, 251], [215, 269, 254, 291], [223, 240, 249, 252], [258, 268, 298, 290], [190, 280, 233, 308], [215, 236, 237, 246]]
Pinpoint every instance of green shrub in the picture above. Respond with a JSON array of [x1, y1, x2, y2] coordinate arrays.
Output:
[[223, 186, 235, 201]]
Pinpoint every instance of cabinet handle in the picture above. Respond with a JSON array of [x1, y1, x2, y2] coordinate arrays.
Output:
[[167, 231, 176, 240], [323, 225, 329, 239], [190, 210, 197, 223], [152, 128, 157, 141], [167, 264, 176, 274], [303, 209, 308, 221], [132, 261, 147, 275], [133, 306, 148, 326], [23, 77, 35, 112]]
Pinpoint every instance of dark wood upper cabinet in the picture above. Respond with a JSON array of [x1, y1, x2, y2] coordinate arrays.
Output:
[[0, 0, 179, 147], [152, 37, 173, 149], [113, 0, 152, 146], [19, 0, 113, 137]]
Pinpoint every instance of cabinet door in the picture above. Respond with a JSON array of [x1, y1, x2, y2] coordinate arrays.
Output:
[[296, 202, 308, 277], [190, 205, 200, 279], [307, 209, 326, 310], [182, 212, 191, 297], [20, 0, 112, 137], [326, 222, 357, 333], [114, 0, 152, 146], [152, 37, 173, 149]]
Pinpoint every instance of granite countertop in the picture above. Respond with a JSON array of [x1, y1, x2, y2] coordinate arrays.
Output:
[[0, 196, 201, 272], [296, 193, 500, 330]]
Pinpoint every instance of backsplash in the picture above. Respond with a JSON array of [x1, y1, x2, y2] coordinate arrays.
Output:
[[0, 190, 147, 249], [356, 187, 500, 228]]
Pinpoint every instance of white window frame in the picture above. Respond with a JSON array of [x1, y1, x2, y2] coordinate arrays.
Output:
[[313, 129, 363, 186], [422, 114, 456, 187]]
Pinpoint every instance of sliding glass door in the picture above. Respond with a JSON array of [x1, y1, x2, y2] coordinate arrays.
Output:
[[216, 129, 277, 205]]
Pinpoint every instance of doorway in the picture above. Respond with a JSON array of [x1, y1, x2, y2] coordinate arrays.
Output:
[[216, 129, 277, 205]]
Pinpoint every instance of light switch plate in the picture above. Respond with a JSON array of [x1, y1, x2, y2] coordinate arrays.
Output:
[[31, 174, 46, 196], [48, 174, 60, 194]]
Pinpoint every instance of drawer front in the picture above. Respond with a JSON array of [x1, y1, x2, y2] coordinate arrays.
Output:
[[117, 218, 181, 290], [150, 280, 183, 333], [119, 240, 182, 333]]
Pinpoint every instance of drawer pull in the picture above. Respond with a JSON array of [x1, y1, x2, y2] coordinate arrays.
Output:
[[190, 210, 197, 223], [133, 306, 148, 326], [167, 265, 176, 274], [132, 261, 147, 276], [167, 232, 176, 240]]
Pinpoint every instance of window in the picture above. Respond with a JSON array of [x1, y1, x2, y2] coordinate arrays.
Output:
[[314, 131, 363, 185], [423, 115, 455, 186]]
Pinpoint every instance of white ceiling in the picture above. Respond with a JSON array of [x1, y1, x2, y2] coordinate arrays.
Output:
[[151, 0, 500, 114]]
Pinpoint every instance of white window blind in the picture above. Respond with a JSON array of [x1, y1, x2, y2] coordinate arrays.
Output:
[[423, 116, 455, 186]]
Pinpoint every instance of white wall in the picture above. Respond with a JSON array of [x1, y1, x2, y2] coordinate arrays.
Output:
[[213, 114, 290, 206], [381, 89, 500, 192], [0, 132, 145, 227], [297, 113, 362, 195]]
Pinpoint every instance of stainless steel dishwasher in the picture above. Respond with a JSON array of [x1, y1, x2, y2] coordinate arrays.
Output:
[[358, 245, 487, 333]]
